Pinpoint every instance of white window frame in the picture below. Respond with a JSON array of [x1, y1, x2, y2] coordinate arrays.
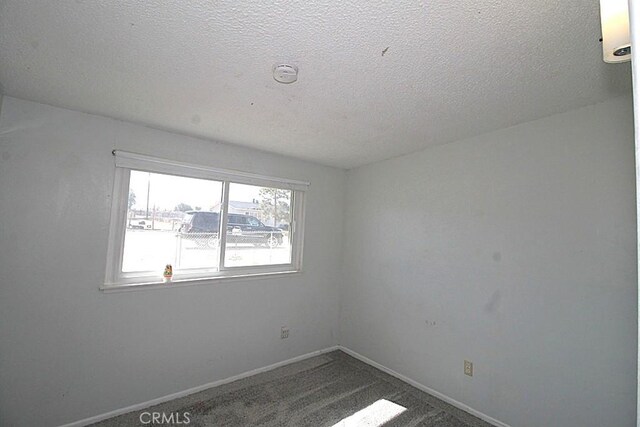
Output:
[[102, 150, 308, 291]]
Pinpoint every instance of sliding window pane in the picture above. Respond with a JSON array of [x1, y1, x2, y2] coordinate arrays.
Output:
[[224, 183, 292, 267], [122, 171, 223, 274]]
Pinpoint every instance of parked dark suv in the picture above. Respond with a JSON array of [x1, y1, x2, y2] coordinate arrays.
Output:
[[178, 211, 220, 247], [179, 211, 284, 248]]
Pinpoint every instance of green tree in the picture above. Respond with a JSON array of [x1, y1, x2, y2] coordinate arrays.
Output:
[[128, 191, 136, 210], [258, 188, 290, 226], [175, 203, 193, 212]]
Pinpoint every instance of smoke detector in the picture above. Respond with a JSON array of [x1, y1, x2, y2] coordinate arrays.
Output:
[[273, 64, 298, 84]]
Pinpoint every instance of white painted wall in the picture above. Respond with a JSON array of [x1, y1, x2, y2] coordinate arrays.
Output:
[[0, 97, 345, 426], [0, 93, 636, 427], [340, 95, 637, 427]]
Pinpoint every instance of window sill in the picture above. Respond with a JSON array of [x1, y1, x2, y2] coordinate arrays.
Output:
[[100, 270, 302, 293]]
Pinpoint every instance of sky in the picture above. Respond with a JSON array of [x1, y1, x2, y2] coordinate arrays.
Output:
[[128, 171, 289, 211]]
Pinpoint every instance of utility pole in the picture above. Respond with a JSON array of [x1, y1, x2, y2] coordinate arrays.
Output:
[[146, 172, 151, 219]]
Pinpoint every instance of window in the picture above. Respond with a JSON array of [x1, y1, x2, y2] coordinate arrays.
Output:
[[104, 151, 307, 289], [224, 183, 292, 268]]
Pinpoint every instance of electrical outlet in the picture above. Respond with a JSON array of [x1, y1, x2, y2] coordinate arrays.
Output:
[[464, 360, 473, 377], [281, 326, 289, 339]]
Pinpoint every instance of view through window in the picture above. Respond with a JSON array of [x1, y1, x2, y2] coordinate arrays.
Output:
[[224, 183, 292, 267], [112, 165, 302, 287], [122, 171, 223, 273]]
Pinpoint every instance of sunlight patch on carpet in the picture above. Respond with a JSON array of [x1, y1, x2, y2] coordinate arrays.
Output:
[[331, 399, 407, 426]]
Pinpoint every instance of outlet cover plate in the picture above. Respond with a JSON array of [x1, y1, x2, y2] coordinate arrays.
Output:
[[464, 360, 473, 377], [281, 326, 289, 339]]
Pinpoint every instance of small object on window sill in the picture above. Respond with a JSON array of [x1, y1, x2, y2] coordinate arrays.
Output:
[[163, 264, 173, 283]]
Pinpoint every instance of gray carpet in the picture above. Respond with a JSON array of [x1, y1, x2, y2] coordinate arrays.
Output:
[[93, 350, 494, 427]]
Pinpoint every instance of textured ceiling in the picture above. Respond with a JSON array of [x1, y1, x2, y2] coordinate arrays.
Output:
[[0, 1, 632, 168]]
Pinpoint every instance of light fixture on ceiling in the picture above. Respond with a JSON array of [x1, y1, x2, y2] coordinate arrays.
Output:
[[273, 64, 298, 84], [599, 0, 631, 63]]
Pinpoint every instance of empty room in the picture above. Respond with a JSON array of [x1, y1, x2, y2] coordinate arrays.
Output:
[[0, 1, 638, 426]]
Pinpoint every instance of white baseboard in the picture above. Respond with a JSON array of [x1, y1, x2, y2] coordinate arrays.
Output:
[[59, 346, 340, 427], [337, 346, 510, 427]]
